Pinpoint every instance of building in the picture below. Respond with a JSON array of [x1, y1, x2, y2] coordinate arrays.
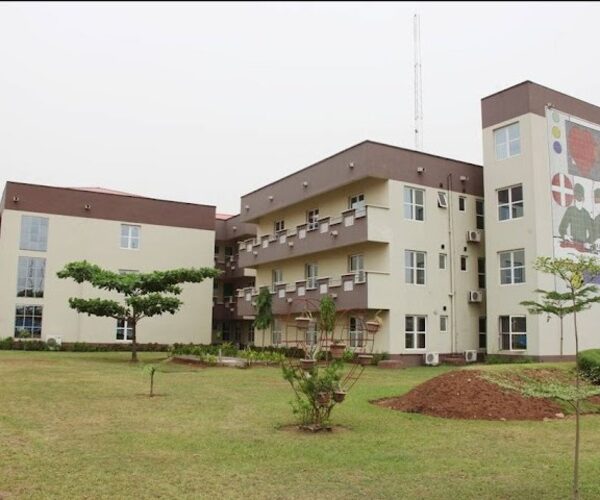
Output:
[[482, 81, 600, 359], [0, 182, 216, 345], [213, 213, 256, 344], [235, 141, 485, 363]]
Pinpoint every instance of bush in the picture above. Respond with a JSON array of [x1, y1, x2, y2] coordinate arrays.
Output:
[[485, 354, 534, 365], [0, 338, 169, 352], [579, 349, 600, 385]]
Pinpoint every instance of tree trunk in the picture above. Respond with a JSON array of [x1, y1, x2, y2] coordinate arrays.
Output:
[[560, 316, 564, 357], [131, 319, 138, 363], [150, 370, 154, 397], [573, 308, 580, 500]]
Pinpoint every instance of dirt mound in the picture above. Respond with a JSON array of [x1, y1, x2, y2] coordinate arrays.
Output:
[[374, 370, 563, 421]]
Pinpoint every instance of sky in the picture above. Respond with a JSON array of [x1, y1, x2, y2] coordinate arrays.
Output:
[[1, 2, 600, 214]]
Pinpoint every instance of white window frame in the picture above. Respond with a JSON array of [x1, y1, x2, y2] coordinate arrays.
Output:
[[20, 215, 49, 252], [116, 319, 134, 341], [305, 320, 318, 346], [349, 194, 366, 216], [499, 249, 525, 285], [349, 254, 365, 283], [271, 319, 282, 345], [497, 185, 524, 221], [405, 250, 426, 285], [499, 315, 527, 351], [439, 253, 447, 270], [248, 324, 255, 345], [274, 220, 285, 233], [349, 317, 364, 348], [305, 263, 318, 289], [458, 196, 466, 212], [437, 191, 448, 209], [405, 315, 426, 350], [120, 224, 141, 250], [307, 209, 319, 231], [404, 186, 425, 221], [494, 122, 521, 161], [17, 256, 46, 298], [440, 315, 448, 333]]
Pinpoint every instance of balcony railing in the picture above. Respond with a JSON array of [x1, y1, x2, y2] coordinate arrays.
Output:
[[236, 271, 390, 317], [237, 205, 390, 267], [215, 254, 257, 280]]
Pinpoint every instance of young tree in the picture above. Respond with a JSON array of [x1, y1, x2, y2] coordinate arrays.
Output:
[[521, 289, 573, 356], [525, 256, 600, 500], [253, 287, 273, 347], [57, 261, 220, 362]]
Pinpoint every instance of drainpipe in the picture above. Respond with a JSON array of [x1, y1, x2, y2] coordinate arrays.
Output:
[[447, 173, 457, 354]]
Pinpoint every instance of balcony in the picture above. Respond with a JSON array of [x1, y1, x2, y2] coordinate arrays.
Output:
[[236, 271, 391, 317], [215, 255, 257, 280], [213, 296, 241, 321], [237, 205, 390, 268]]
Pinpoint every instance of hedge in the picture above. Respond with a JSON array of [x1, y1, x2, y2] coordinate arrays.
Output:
[[0, 337, 169, 352], [578, 349, 600, 385]]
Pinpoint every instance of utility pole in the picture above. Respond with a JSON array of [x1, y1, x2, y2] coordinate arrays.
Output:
[[414, 13, 423, 151]]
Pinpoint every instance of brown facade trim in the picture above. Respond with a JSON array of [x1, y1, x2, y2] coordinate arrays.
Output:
[[481, 80, 600, 129], [1, 182, 216, 231], [239, 141, 483, 223], [215, 213, 256, 241]]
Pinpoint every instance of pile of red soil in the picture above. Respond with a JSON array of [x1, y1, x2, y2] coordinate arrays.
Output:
[[374, 370, 563, 421]]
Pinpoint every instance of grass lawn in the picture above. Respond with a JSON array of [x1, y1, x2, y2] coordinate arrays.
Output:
[[1, 352, 600, 499]]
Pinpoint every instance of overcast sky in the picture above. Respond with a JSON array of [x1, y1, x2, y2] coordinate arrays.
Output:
[[1, 2, 599, 214]]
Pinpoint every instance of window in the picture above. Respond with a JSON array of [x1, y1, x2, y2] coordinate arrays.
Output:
[[500, 315, 527, 351], [460, 255, 468, 272], [349, 317, 364, 347], [214, 245, 220, 255], [116, 319, 133, 341], [349, 194, 365, 215], [476, 199, 485, 229], [306, 321, 318, 346], [440, 315, 448, 333], [437, 192, 448, 209], [272, 269, 283, 287], [494, 122, 521, 160], [405, 315, 426, 349], [459, 196, 466, 212], [478, 257, 486, 289], [14, 305, 43, 338], [439, 253, 447, 270], [223, 283, 234, 298], [305, 263, 318, 289], [20, 216, 49, 251], [404, 187, 424, 221], [405, 250, 426, 285], [499, 249, 525, 285], [307, 209, 319, 230], [274, 220, 285, 233], [120, 224, 140, 249], [349, 254, 365, 282], [271, 319, 281, 345], [479, 316, 487, 350], [497, 185, 523, 221], [17, 257, 45, 297], [248, 324, 255, 344], [224, 246, 234, 257]]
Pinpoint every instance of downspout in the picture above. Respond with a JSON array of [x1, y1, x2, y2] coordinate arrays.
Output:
[[447, 173, 457, 354]]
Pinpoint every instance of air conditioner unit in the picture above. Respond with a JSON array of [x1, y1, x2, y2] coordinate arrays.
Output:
[[465, 350, 478, 363], [46, 336, 62, 350], [467, 230, 481, 243], [468, 290, 483, 303], [424, 352, 439, 366], [288, 241, 294, 247]]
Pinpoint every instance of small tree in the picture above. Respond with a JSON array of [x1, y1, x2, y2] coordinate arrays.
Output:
[[525, 256, 600, 500], [254, 287, 273, 347], [318, 295, 336, 341], [57, 261, 220, 362], [521, 289, 573, 356]]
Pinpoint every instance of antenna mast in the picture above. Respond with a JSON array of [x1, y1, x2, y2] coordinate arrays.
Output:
[[414, 13, 423, 150]]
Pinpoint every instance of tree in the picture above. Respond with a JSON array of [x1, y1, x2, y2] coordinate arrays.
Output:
[[521, 289, 573, 356], [57, 261, 220, 362], [525, 256, 600, 500], [253, 287, 273, 347]]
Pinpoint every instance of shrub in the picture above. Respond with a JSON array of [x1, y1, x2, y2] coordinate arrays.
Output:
[[485, 354, 533, 365], [579, 349, 600, 385]]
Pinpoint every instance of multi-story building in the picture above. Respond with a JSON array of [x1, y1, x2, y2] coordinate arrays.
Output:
[[235, 141, 485, 363], [213, 213, 256, 344], [0, 182, 216, 345], [482, 81, 600, 359]]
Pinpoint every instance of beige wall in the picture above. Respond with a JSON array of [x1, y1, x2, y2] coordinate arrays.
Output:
[[0, 209, 215, 344]]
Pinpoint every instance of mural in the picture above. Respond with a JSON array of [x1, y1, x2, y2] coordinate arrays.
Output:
[[549, 109, 600, 258]]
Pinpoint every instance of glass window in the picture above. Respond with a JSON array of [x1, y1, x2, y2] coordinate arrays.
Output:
[[20, 216, 49, 251], [116, 319, 133, 341], [479, 316, 487, 350], [478, 257, 486, 289], [405, 315, 426, 350], [272, 269, 283, 287], [305, 263, 318, 289], [349, 254, 365, 282], [14, 305, 43, 338], [500, 315, 527, 351], [459, 197, 466, 212], [305, 321, 318, 346], [271, 319, 281, 346], [349, 317, 364, 347], [248, 324, 255, 344], [404, 187, 425, 221], [476, 199, 484, 229], [497, 185, 524, 221], [437, 192, 448, 209], [439, 253, 447, 270], [17, 256, 46, 298], [440, 315, 448, 333], [494, 122, 521, 160], [349, 194, 366, 215], [499, 249, 525, 285], [460, 255, 468, 272], [274, 220, 285, 233], [307, 209, 319, 230], [405, 250, 426, 285], [120, 224, 140, 249]]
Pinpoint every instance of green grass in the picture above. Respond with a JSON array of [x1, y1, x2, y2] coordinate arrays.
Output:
[[1, 353, 600, 499]]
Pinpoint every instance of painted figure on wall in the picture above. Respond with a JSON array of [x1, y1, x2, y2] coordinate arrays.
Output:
[[558, 183, 593, 251]]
